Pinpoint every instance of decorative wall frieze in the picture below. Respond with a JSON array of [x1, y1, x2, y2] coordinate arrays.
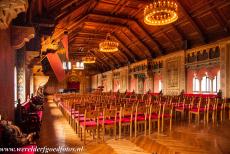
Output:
[[11, 26, 35, 49], [0, 0, 28, 29], [129, 59, 148, 74]]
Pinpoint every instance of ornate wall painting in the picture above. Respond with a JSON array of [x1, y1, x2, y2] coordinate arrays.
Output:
[[166, 59, 179, 89]]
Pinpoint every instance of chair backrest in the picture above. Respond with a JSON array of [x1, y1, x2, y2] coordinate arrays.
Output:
[[162, 103, 173, 118], [149, 104, 161, 118], [135, 104, 148, 120], [103, 109, 117, 122], [120, 106, 134, 118]]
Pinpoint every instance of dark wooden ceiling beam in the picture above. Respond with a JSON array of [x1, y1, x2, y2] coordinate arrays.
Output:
[[55, 0, 93, 21], [132, 19, 165, 56], [177, 0, 207, 43], [90, 49, 117, 69], [126, 26, 153, 58], [88, 50, 112, 69], [209, 7, 230, 34], [83, 21, 145, 59], [84, 20, 152, 58], [71, 30, 132, 63], [88, 12, 165, 56], [113, 32, 140, 61]]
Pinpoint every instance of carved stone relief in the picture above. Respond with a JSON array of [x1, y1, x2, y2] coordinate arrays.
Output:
[[0, 0, 28, 29]]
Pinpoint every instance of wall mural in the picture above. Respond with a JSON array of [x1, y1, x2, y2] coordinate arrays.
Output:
[[166, 59, 179, 89]]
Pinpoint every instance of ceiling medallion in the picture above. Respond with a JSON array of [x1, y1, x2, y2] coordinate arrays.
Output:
[[144, 0, 178, 26], [99, 33, 119, 52]]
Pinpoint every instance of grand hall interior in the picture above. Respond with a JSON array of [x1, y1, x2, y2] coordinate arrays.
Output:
[[0, 0, 230, 153]]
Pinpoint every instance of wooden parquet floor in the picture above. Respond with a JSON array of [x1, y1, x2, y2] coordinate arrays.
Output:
[[38, 96, 230, 154]]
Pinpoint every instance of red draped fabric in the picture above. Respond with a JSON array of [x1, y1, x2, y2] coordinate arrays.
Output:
[[67, 82, 80, 90], [46, 53, 65, 82]]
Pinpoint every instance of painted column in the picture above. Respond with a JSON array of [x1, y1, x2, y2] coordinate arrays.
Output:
[[16, 47, 26, 102]]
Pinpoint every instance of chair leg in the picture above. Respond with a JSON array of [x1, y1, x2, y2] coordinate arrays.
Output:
[[189, 112, 191, 124], [114, 124, 116, 140], [119, 123, 121, 139], [130, 122, 132, 139], [158, 120, 160, 133], [144, 121, 147, 136], [135, 122, 137, 138], [220, 110, 223, 123], [102, 126, 105, 142], [161, 118, 164, 132], [149, 121, 151, 135], [84, 127, 86, 144], [170, 118, 172, 131]]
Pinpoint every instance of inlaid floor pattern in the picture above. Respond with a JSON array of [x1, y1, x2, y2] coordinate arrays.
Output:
[[38, 96, 230, 154]]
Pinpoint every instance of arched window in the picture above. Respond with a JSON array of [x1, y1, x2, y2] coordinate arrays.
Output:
[[159, 80, 162, 92], [193, 77, 199, 93], [14, 66, 17, 107], [201, 75, 211, 93], [213, 71, 220, 93]]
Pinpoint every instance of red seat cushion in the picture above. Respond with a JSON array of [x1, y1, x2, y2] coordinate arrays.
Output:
[[80, 121, 97, 127], [190, 108, 206, 112], [117, 117, 133, 123], [99, 119, 115, 125], [150, 114, 159, 119], [175, 107, 184, 111], [162, 114, 172, 118], [136, 115, 145, 121], [75, 117, 88, 122]]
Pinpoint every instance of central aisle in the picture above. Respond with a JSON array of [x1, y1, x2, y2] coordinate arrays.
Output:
[[38, 96, 150, 154]]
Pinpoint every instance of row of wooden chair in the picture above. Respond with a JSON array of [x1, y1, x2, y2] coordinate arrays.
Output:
[[54, 93, 229, 144]]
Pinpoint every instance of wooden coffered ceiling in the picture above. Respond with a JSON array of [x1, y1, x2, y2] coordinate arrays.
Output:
[[29, 0, 230, 73]]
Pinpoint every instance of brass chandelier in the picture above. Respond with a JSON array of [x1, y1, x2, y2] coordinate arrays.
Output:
[[82, 51, 96, 64], [99, 33, 119, 52], [144, 0, 178, 26]]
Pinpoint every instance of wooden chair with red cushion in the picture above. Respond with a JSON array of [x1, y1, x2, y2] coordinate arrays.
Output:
[[79, 109, 99, 144], [134, 104, 148, 137], [118, 106, 134, 139], [189, 98, 207, 124], [161, 103, 173, 132], [99, 108, 117, 141], [206, 98, 216, 124], [149, 104, 161, 135]]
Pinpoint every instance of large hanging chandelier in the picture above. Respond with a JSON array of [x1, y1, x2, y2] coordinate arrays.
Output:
[[144, 0, 178, 26], [82, 51, 96, 64], [99, 33, 119, 52]]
